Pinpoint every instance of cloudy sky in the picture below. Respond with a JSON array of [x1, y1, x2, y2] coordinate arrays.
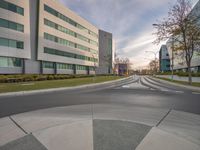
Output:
[[59, 0, 198, 69]]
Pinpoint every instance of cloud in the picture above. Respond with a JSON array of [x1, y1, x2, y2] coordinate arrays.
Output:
[[58, 0, 199, 69]]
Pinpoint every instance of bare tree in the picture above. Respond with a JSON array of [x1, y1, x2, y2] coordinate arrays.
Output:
[[149, 59, 159, 74], [153, 0, 200, 84]]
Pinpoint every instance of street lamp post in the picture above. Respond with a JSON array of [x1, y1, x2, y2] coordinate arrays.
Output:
[[171, 36, 174, 81]]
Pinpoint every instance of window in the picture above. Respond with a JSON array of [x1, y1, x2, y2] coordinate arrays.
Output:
[[0, 18, 24, 32], [0, 37, 23, 49], [0, 0, 24, 15], [76, 65, 87, 70], [43, 19, 98, 45], [44, 33, 76, 48], [44, 4, 98, 39], [0, 18, 8, 28], [44, 47, 97, 62], [16, 41, 24, 49], [57, 63, 73, 70], [43, 61, 54, 69], [16, 24, 24, 32], [0, 38, 9, 47], [9, 40, 17, 48], [0, 56, 22, 67], [16, 7, 24, 15]]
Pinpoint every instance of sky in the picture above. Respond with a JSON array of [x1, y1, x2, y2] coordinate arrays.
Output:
[[58, 0, 199, 69]]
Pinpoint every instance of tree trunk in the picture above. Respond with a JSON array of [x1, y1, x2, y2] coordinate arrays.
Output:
[[188, 64, 192, 85]]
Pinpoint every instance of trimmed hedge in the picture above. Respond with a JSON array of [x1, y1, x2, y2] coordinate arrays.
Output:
[[0, 74, 118, 83]]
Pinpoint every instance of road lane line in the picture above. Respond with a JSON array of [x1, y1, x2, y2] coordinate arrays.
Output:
[[175, 91, 184, 93], [192, 92, 200, 95]]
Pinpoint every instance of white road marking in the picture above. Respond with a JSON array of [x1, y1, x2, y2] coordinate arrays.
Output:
[[192, 92, 200, 95], [161, 89, 169, 92], [175, 91, 184, 93]]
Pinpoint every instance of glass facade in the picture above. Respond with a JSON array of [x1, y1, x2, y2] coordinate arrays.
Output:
[[0, 37, 24, 49], [0, 56, 22, 67], [0, 18, 24, 32], [42, 61, 54, 69], [44, 47, 98, 62], [76, 65, 87, 70], [44, 32, 95, 53], [57, 63, 73, 70], [44, 19, 98, 46], [0, 0, 24, 16], [44, 4, 98, 39]]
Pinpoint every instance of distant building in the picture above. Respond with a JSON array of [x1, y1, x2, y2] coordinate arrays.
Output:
[[96, 30, 114, 74], [159, 45, 170, 72], [115, 63, 128, 76]]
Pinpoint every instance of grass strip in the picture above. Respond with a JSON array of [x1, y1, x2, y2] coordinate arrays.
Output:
[[0, 76, 122, 93]]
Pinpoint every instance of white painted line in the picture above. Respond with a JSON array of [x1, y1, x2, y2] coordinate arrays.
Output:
[[192, 92, 200, 95], [161, 89, 169, 92], [175, 91, 184, 93], [122, 85, 130, 88]]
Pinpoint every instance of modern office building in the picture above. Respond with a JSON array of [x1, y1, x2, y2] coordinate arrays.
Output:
[[166, 0, 200, 72], [0, 0, 31, 74], [0, 0, 99, 74], [159, 45, 170, 72], [96, 30, 114, 74]]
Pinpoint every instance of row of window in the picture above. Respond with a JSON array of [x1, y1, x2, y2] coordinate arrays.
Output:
[[44, 19, 98, 46], [44, 32, 97, 53], [0, 56, 22, 67], [42, 61, 54, 69], [44, 47, 98, 62], [43, 61, 93, 71], [76, 65, 87, 70], [57, 63, 73, 70], [0, 0, 24, 16], [0, 37, 24, 49], [0, 18, 24, 32], [44, 4, 98, 39]]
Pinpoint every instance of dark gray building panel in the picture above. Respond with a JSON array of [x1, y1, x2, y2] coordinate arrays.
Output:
[[96, 30, 113, 74]]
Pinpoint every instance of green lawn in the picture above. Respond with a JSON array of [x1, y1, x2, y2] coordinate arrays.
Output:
[[0, 76, 122, 93], [156, 77, 200, 87]]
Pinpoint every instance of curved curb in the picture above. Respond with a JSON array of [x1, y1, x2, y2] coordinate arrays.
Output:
[[0, 76, 135, 98]]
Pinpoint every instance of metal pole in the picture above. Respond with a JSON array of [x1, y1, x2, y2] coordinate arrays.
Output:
[[171, 36, 174, 81]]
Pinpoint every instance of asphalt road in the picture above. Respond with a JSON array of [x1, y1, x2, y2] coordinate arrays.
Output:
[[0, 76, 200, 118]]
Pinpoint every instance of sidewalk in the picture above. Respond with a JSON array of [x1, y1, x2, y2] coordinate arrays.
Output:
[[153, 76, 200, 92], [0, 104, 199, 150], [156, 75, 200, 83]]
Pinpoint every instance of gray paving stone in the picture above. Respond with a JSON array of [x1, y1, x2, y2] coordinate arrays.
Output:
[[0, 117, 25, 146], [136, 128, 200, 150], [0, 134, 47, 150], [34, 120, 93, 150], [12, 105, 92, 133], [159, 110, 200, 145], [93, 119, 151, 150], [93, 104, 169, 126]]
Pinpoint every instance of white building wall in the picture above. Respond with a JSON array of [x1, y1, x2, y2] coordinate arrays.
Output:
[[0, 0, 31, 59], [38, 0, 99, 67]]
